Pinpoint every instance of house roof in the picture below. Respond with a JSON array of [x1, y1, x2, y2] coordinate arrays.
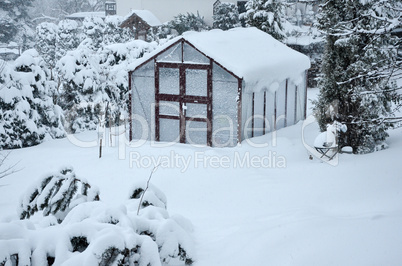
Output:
[[65, 12, 106, 20], [122, 10, 162, 27], [130, 27, 311, 93]]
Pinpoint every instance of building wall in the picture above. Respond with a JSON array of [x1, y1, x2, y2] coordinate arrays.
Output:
[[116, 0, 239, 25]]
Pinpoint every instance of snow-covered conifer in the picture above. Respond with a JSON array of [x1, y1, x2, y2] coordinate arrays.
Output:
[[0, 51, 65, 149], [314, 0, 402, 153], [243, 0, 286, 41], [55, 20, 80, 61], [213, 2, 241, 30], [56, 46, 105, 133], [35, 22, 58, 69], [81, 16, 105, 51]]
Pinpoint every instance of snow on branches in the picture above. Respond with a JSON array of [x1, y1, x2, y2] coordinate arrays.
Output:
[[0, 167, 195, 265], [242, 0, 286, 41], [0, 51, 65, 149], [19, 167, 100, 221], [314, 0, 402, 153]]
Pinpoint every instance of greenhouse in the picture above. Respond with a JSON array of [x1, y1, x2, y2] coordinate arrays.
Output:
[[128, 27, 310, 147]]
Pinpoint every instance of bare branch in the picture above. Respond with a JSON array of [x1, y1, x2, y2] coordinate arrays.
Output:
[[0, 152, 21, 179], [137, 164, 160, 215]]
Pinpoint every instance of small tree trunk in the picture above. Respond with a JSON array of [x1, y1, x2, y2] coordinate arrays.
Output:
[[99, 139, 102, 158]]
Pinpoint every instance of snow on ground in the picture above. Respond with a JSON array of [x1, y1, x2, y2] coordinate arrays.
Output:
[[1, 88, 402, 265]]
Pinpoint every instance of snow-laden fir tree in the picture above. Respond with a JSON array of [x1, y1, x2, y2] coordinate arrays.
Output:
[[55, 20, 80, 61], [314, 0, 402, 154], [56, 46, 105, 133], [213, 2, 241, 30], [81, 16, 105, 51], [0, 0, 35, 47], [35, 22, 58, 69], [242, 0, 286, 41], [0, 51, 65, 149]]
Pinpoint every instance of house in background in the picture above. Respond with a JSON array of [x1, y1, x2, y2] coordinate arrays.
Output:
[[65, 11, 106, 21], [128, 28, 310, 147], [66, 0, 117, 21], [120, 10, 162, 40], [105, 0, 117, 16], [115, 0, 247, 25]]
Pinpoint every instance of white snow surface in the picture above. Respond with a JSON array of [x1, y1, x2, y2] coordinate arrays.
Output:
[[1, 89, 402, 265], [130, 27, 311, 92]]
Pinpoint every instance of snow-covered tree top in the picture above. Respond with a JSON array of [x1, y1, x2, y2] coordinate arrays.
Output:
[[130, 27, 310, 92]]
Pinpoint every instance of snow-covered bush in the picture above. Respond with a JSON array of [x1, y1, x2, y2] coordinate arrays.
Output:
[[0, 168, 195, 265], [168, 13, 210, 35], [0, 51, 65, 149], [19, 167, 100, 221]]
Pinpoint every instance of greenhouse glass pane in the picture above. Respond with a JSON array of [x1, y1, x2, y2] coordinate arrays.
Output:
[[159, 118, 180, 142], [186, 69, 207, 96], [159, 68, 179, 95]]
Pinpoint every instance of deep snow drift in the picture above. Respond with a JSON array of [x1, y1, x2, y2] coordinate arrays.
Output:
[[1, 88, 402, 265]]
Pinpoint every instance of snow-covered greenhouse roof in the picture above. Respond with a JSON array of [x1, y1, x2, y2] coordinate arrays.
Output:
[[130, 27, 310, 92]]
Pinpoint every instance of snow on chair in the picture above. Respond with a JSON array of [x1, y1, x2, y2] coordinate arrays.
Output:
[[314, 121, 347, 160]]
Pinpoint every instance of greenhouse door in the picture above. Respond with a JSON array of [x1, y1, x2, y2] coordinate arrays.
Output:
[[155, 62, 212, 146]]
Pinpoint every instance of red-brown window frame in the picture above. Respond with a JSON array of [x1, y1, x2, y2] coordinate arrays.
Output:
[[155, 61, 213, 146]]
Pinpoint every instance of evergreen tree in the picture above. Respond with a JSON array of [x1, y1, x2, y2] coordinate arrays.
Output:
[[0, 50, 65, 149], [168, 12, 210, 35], [314, 0, 402, 154], [0, 0, 35, 46], [242, 0, 286, 41], [55, 20, 80, 61], [56, 46, 105, 133], [213, 2, 242, 30], [81, 16, 105, 51], [35, 22, 58, 69]]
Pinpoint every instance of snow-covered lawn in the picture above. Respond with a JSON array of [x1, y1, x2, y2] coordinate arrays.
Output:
[[1, 88, 402, 265]]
